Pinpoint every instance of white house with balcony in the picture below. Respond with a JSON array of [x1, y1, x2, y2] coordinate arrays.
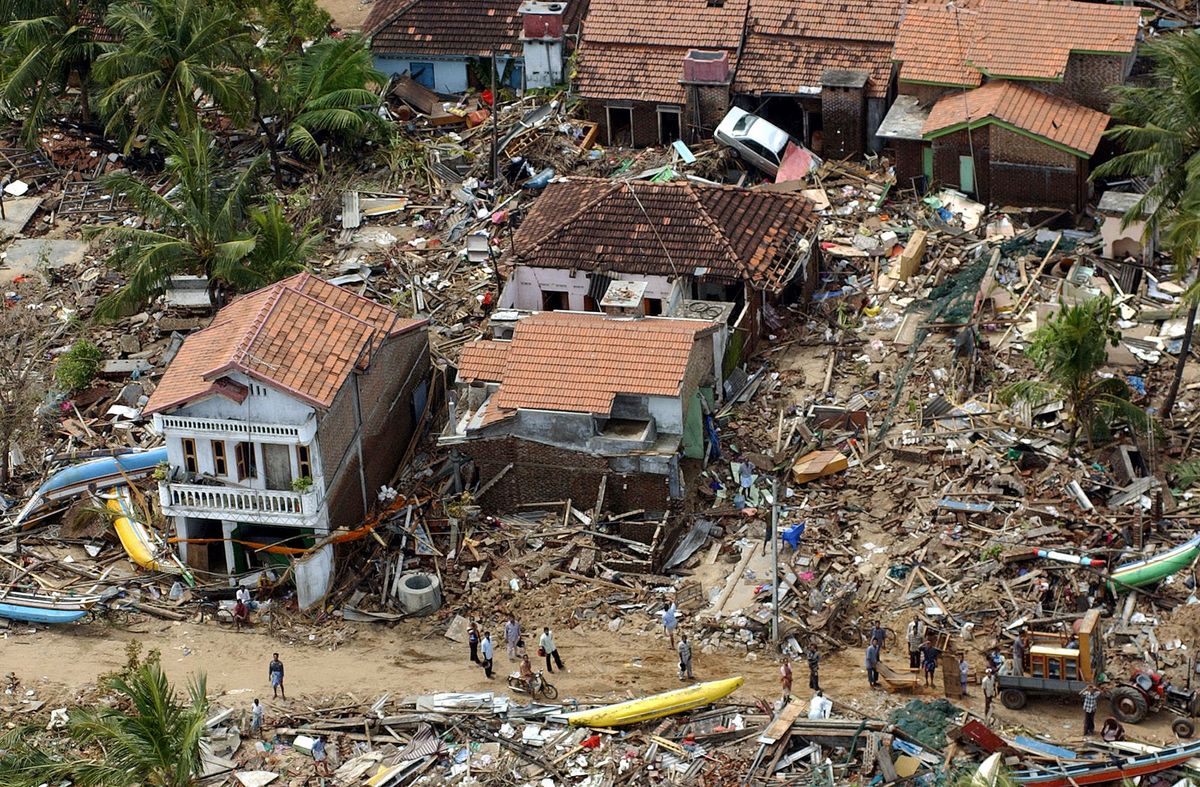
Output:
[[145, 273, 430, 580]]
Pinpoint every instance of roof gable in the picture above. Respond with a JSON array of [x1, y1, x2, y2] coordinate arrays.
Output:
[[367, 0, 586, 58], [146, 273, 427, 414], [922, 80, 1110, 157]]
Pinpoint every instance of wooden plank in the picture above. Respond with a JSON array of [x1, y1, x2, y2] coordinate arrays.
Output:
[[757, 701, 805, 745]]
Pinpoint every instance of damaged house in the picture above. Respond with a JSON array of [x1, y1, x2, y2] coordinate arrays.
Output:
[[365, 0, 586, 92], [495, 177, 819, 364], [146, 273, 430, 578], [880, 0, 1140, 211], [441, 312, 722, 511]]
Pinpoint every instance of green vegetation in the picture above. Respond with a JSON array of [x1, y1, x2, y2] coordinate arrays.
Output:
[[0, 644, 208, 787], [1094, 31, 1200, 416], [55, 338, 104, 392], [1001, 297, 1148, 448]]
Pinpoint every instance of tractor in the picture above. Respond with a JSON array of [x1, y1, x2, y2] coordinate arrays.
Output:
[[1109, 669, 1200, 738]]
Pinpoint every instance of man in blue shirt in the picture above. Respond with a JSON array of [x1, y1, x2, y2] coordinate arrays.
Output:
[[481, 632, 495, 679]]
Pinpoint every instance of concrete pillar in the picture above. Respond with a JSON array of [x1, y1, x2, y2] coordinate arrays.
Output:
[[221, 520, 238, 586], [174, 516, 190, 563]]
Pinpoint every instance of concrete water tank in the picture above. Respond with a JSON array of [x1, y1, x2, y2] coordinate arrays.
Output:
[[398, 572, 442, 616]]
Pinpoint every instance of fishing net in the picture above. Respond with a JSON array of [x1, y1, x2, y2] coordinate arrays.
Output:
[[888, 698, 960, 750]]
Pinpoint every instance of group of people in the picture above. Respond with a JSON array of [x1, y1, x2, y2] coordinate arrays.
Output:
[[468, 616, 565, 690]]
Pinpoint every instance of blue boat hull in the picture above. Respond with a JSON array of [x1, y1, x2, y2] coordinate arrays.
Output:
[[11, 447, 167, 527], [0, 603, 88, 624]]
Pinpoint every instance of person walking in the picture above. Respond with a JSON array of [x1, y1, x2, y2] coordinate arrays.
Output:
[[250, 698, 264, 738], [468, 620, 481, 664], [540, 627, 564, 673], [906, 617, 924, 669], [982, 669, 997, 722], [1081, 684, 1101, 737], [780, 659, 793, 698], [865, 638, 880, 689], [958, 654, 970, 697], [268, 653, 286, 701], [662, 600, 679, 649], [504, 615, 521, 661], [919, 637, 940, 688], [481, 632, 495, 679], [678, 634, 694, 681], [806, 646, 821, 691], [868, 620, 888, 651], [1012, 631, 1026, 678]]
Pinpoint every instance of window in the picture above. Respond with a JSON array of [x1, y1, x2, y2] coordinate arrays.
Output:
[[212, 440, 228, 476], [410, 62, 435, 89], [297, 445, 312, 480], [744, 140, 780, 165], [658, 108, 681, 144], [541, 290, 568, 311], [235, 442, 257, 480], [181, 438, 197, 474], [642, 297, 664, 316]]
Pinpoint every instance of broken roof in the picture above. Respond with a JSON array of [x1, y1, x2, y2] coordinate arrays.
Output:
[[366, 0, 584, 58], [511, 178, 817, 292], [895, 0, 1140, 86], [574, 0, 746, 104], [459, 312, 718, 421], [145, 273, 427, 414], [922, 81, 1110, 157], [734, 0, 901, 97]]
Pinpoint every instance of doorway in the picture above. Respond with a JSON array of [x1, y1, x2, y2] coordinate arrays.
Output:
[[658, 108, 681, 144], [606, 106, 633, 146], [262, 443, 292, 491]]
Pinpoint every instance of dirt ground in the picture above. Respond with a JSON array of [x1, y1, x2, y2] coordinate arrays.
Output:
[[1, 616, 1182, 748], [321, 0, 374, 30]]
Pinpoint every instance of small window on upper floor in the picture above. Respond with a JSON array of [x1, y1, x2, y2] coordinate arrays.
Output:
[[212, 440, 228, 476], [298, 445, 312, 480], [235, 442, 257, 480], [182, 438, 198, 474]]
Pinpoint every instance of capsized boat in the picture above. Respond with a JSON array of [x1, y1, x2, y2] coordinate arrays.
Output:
[[564, 676, 744, 728], [102, 487, 189, 581], [0, 590, 99, 624], [1108, 533, 1200, 590], [9, 447, 167, 528], [1010, 738, 1200, 786]]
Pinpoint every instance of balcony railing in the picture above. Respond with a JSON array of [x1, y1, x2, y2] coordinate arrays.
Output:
[[159, 482, 322, 527], [154, 414, 316, 444]]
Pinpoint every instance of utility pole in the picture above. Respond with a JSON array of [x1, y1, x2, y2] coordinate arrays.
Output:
[[770, 475, 780, 644], [490, 50, 499, 183]]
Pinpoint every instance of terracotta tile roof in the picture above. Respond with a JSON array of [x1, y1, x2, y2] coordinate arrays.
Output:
[[458, 340, 510, 383], [893, 3, 981, 87], [575, 0, 745, 104], [463, 312, 718, 419], [748, 0, 902, 44], [512, 178, 817, 292], [146, 273, 427, 414], [895, 0, 1140, 85], [367, 0, 585, 58], [575, 43, 736, 104], [734, 35, 894, 98], [923, 80, 1110, 157]]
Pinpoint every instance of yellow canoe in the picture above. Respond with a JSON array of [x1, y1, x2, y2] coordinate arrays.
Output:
[[564, 676, 744, 728], [104, 488, 177, 574]]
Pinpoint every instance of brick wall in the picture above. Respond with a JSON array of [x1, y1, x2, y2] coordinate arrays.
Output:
[[821, 85, 865, 159], [899, 82, 960, 108], [1037, 53, 1128, 112], [318, 327, 430, 528], [931, 128, 989, 198], [990, 126, 1076, 168], [584, 99, 680, 148], [684, 83, 730, 139], [459, 436, 670, 512], [991, 161, 1084, 210], [893, 140, 926, 189]]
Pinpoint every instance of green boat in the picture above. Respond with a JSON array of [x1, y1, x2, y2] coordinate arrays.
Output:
[[1108, 534, 1200, 591]]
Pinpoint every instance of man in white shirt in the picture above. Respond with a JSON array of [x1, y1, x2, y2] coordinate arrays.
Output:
[[808, 691, 832, 719]]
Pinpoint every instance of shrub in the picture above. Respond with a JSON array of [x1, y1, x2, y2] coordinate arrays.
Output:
[[55, 340, 104, 392]]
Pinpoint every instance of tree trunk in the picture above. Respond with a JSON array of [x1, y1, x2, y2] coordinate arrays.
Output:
[[78, 76, 91, 124], [1162, 300, 1197, 417], [0, 432, 11, 487]]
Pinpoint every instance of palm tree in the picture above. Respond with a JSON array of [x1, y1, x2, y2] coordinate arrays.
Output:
[[0, 662, 208, 786], [237, 200, 321, 289], [247, 35, 387, 177], [1092, 31, 1200, 417], [0, 0, 108, 147], [94, 0, 249, 150], [1002, 297, 1149, 448], [87, 127, 262, 317]]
